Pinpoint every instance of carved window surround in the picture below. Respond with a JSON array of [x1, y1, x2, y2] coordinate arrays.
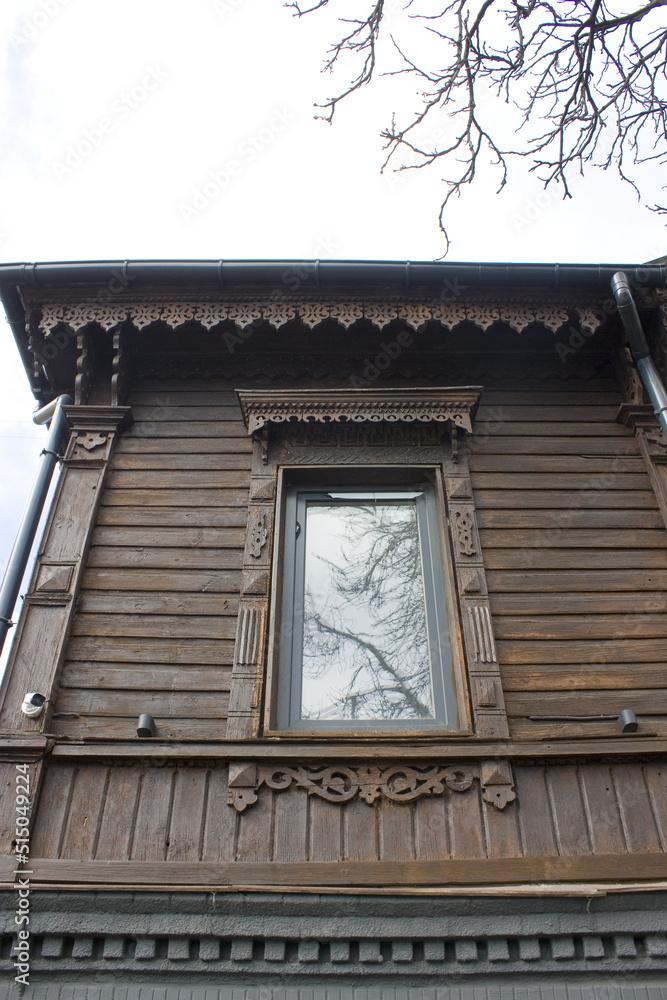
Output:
[[226, 760, 516, 813], [226, 387, 509, 743]]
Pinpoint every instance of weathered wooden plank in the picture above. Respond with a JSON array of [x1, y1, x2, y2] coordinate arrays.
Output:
[[94, 768, 142, 861], [487, 569, 667, 592], [112, 453, 252, 471], [476, 421, 630, 438], [127, 421, 247, 439], [491, 593, 667, 614], [309, 797, 343, 862], [546, 765, 590, 856], [613, 763, 663, 853], [494, 614, 667, 641], [82, 568, 241, 592], [513, 766, 558, 857], [469, 435, 639, 456], [483, 790, 522, 858], [498, 639, 667, 665], [579, 764, 626, 855], [476, 405, 619, 423], [235, 785, 273, 862], [87, 547, 243, 570], [102, 488, 248, 507], [97, 506, 248, 528], [129, 387, 239, 404], [502, 664, 667, 692], [66, 636, 234, 665], [58, 765, 108, 860], [471, 472, 650, 491], [71, 613, 237, 640], [107, 470, 250, 489], [130, 768, 174, 861], [202, 768, 237, 862], [92, 526, 246, 548], [485, 550, 667, 569], [479, 391, 622, 405], [55, 689, 229, 719], [22, 854, 667, 886], [54, 717, 229, 741], [131, 405, 244, 421], [344, 799, 378, 861], [510, 717, 667, 740], [119, 436, 252, 454], [479, 508, 663, 529], [506, 689, 667, 715], [30, 765, 75, 858], [167, 768, 208, 862], [481, 529, 667, 549], [77, 592, 238, 616], [644, 762, 667, 850], [413, 797, 448, 860], [471, 455, 644, 473], [60, 663, 232, 692], [62, 667, 230, 709], [274, 789, 308, 862], [447, 783, 486, 858], [378, 799, 413, 861]]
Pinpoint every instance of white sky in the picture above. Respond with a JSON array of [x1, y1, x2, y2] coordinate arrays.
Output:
[[0, 0, 666, 667]]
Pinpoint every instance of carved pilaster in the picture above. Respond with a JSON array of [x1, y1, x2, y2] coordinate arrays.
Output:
[[0, 406, 132, 733], [445, 436, 509, 740], [616, 402, 667, 527]]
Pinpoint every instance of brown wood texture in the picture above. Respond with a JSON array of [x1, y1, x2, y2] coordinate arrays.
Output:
[[467, 381, 667, 742], [51, 384, 252, 739], [29, 759, 667, 873]]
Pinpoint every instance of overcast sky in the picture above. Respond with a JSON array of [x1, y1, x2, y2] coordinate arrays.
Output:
[[0, 0, 666, 668]]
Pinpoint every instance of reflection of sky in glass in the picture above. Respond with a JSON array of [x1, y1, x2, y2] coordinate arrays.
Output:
[[301, 500, 435, 721]]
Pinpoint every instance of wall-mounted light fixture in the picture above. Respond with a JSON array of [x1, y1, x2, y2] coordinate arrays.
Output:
[[21, 693, 46, 718], [137, 713, 156, 738], [617, 708, 638, 733]]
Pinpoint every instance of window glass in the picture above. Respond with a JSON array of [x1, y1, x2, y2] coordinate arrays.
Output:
[[277, 484, 457, 731]]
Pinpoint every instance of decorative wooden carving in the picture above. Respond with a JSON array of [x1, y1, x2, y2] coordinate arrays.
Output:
[[75, 330, 96, 405], [453, 509, 477, 556], [28, 289, 605, 339], [467, 605, 498, 664], [235, 606, 265, 666], [247, 511, 269, 558], [480, 760, 516, 810], [227, 760, 516, 813], [237, 388, 481, 437], [111, 329, 130, 406]]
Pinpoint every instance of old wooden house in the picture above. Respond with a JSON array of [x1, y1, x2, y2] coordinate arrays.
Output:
[[1, 258, 667, 998]]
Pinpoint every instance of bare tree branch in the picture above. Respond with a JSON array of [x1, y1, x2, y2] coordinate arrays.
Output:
[[289, 0, 667, 250]]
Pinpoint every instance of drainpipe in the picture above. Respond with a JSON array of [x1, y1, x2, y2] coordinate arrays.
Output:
[[611, 271, 667, 439], [0, 394, 72, 654]]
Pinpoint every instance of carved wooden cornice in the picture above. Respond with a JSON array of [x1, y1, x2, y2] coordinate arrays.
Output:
[[226, 760, 516, 813], [237, 388, 482, 436], [24, 288, 605, 338]]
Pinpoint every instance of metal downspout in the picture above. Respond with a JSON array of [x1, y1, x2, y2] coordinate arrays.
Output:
[[0, 394, 72, 654], [611, 272, 667, 439]]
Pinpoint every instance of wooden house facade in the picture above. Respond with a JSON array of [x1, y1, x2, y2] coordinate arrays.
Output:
[[1, 258, 667, 998]]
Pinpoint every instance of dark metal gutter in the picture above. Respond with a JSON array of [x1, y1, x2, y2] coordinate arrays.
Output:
[[0, 258, 666, 291]]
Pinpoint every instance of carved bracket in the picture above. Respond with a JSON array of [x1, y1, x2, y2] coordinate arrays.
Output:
[[227, 761, 515, 813]]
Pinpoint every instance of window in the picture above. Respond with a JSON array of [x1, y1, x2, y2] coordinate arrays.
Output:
[[270, 473, 460, 734]]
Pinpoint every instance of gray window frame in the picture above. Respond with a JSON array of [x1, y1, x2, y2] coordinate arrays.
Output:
[[275, 483, 458, 732]]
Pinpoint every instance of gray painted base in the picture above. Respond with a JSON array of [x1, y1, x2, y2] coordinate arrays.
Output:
[[2, 891, 667, 989]]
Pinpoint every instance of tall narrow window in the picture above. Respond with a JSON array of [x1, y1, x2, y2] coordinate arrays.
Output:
[[276, 485, 458, 732]]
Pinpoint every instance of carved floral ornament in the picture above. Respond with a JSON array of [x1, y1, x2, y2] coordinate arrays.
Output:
[[237, 388, 482, 437], [226, 761, 516, 813], [27, 291, 604, 339]]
